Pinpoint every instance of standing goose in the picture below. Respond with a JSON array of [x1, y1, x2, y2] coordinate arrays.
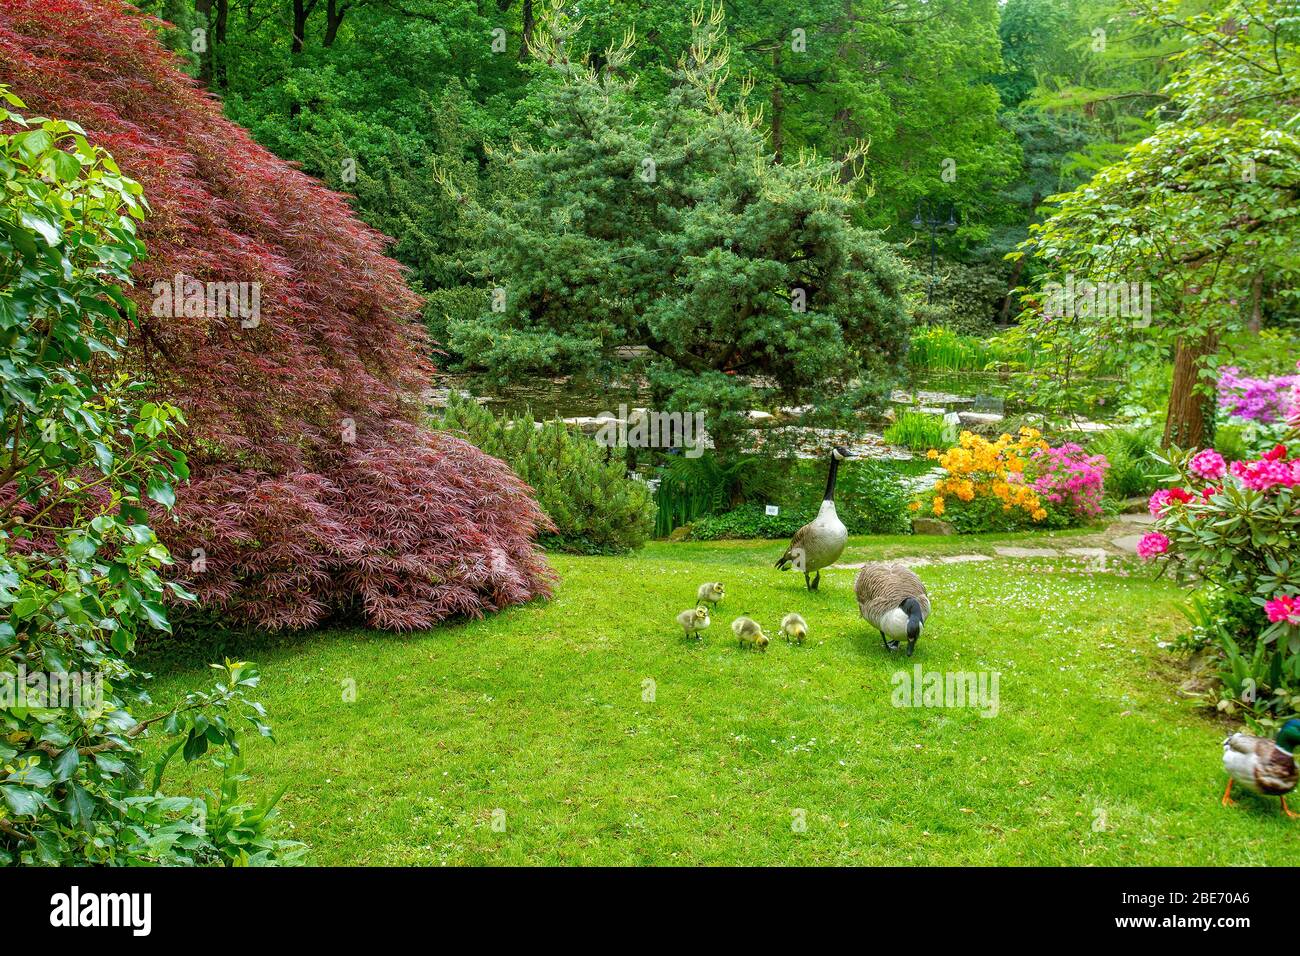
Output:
[[854, 562, 931, 656], [775, 446, 851, 591]]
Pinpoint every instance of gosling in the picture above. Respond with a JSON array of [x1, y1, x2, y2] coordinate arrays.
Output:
[[780, 613, 808, 645], [676, 606, 711, 640], [696, 582, 725, 608], [731, 616, 769, 652]]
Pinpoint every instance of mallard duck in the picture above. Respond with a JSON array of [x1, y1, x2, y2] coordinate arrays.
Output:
[[676, 606, 710, 639], [780, 612, 808, 645], [1221, 719, 1300, 818], [854, 562, 931, 656], [696, 582, 725, 608], [775, 446, 851, 590], [731, 616, 769, 652]]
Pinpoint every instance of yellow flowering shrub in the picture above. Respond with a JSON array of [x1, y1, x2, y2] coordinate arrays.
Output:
[[917, 429, 1051, 527]]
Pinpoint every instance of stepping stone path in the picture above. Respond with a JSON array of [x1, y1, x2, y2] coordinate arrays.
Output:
[[829, 517, 1155, 571]]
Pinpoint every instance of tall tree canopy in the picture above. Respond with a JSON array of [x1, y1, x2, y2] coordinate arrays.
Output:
[[0, 0, 554, 630], [1017, 0, 1300, 447], [454, 9, 912, 452]]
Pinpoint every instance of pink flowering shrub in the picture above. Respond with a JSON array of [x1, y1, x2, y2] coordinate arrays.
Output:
[[1218, 366, 1300, 424], [1136, 531, 1170, 559], [1145, 430, 1300, 721], [1029, 443, 1109, 521]]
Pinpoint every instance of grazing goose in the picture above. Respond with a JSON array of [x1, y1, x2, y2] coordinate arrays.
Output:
[[854, 562, 931, 657], [1221, 719, 1299, 818], [780, 613, 808, 645], [775, 446, 851, 590], [676, 606, 711, 640], [731, 616, 769, 652], [696, 582, 725, 608]]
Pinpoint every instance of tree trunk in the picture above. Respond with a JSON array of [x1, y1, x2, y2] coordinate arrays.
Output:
[[771, 45, 783, 164], [1162, 329, 1219, 449], [517, 0, 534, 61], [213, 0, 228, 88], [1247, 272, 1263, 334], [292, 0, 316, 54], [195, 0, 213, 84], [324, 0, 348, 47]]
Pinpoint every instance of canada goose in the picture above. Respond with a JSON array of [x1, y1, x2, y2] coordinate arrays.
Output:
[[775, 446, 851, 590], [1221, 719, 1300, 817], [676, 606, 711, 640], [696, 582, 725, 608], [780, 613, 808, 645], [854, 562, 931, 656], [731, 616, 769, 652]]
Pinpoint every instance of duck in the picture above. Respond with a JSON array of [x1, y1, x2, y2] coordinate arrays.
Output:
[[780, 612, 808, 645], [775, 446, 851, 590], [854, 562, 931, 657], [731, 616, 769, 652], [676, 606, 710, 640], [1221, 719, 1299, 818], [696, 582, 725, 608]]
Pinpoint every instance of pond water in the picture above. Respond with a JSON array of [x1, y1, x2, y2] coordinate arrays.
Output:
[[435, 364, 1121, 461]]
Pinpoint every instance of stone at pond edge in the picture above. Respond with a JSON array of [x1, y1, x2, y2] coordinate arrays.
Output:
[[668, 525, 693, 542], [912, 517, 955, 535]]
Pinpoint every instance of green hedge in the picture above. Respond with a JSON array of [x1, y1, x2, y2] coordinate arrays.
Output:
[[437, 393, 654, 554]]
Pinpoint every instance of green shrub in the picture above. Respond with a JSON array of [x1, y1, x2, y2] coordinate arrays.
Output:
[[686, 459, 910, 538], [907, 325, 1034, 373], [1088, 426, 1166, 500], [884, 411, 955, 453], [437, 393, 653, 554], [654, 454, 779, 537], [0, 98, 299, 866]]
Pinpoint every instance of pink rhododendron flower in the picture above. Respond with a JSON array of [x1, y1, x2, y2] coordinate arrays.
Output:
[[1265, 594, 1300, 626], [1136, 532, 1170, 560], [1230, 457, 1300, 492], [1030, 443, 1108, 518], [1188, 448, 1226, 481]]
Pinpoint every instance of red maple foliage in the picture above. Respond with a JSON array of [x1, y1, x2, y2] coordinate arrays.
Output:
[[0, 0, 554, 630]]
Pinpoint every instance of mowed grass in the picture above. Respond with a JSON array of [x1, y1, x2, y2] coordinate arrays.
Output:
[[144, 532, 1295, 865]]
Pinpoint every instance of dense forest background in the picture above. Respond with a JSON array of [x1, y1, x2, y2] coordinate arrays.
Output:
[[135, 0, 1182, 347]]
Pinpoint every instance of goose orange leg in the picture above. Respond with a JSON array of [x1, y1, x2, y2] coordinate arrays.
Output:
[[1221, 778, 1236, 807], [1282, 796, 1298, 819]]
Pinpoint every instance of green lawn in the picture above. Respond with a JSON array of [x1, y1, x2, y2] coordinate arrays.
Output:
[[145, 532, 1294, 865]]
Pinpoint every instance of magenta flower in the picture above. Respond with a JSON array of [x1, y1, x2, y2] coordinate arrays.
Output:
[[1188, 448, 1226, 481], [1218, 366, 1299, 424], [1265, 594, 1300, 626], [1136, 532, 1170, 560], [1229, 457, 1300, 492]]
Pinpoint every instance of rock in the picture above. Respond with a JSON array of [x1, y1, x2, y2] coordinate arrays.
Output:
[[937, 553, 994, 563], [957, 411, 1005, 427], [668, 525, 692, 541], [744, 410, 775, 422], [1120, 496, 1149, 514], [994, 546, 1060, 558], [1112, 533, 1146, 554], [1118, 513, 1157, 526], [912, 518, 955, 535]]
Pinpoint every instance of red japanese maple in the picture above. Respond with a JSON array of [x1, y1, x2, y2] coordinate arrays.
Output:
[[0, 0, 553, 630]]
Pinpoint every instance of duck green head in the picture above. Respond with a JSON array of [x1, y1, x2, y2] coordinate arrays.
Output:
[[1277, 719, 1300, 755]]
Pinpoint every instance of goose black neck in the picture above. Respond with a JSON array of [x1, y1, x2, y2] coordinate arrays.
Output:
[[823, 454, 840, 502]]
